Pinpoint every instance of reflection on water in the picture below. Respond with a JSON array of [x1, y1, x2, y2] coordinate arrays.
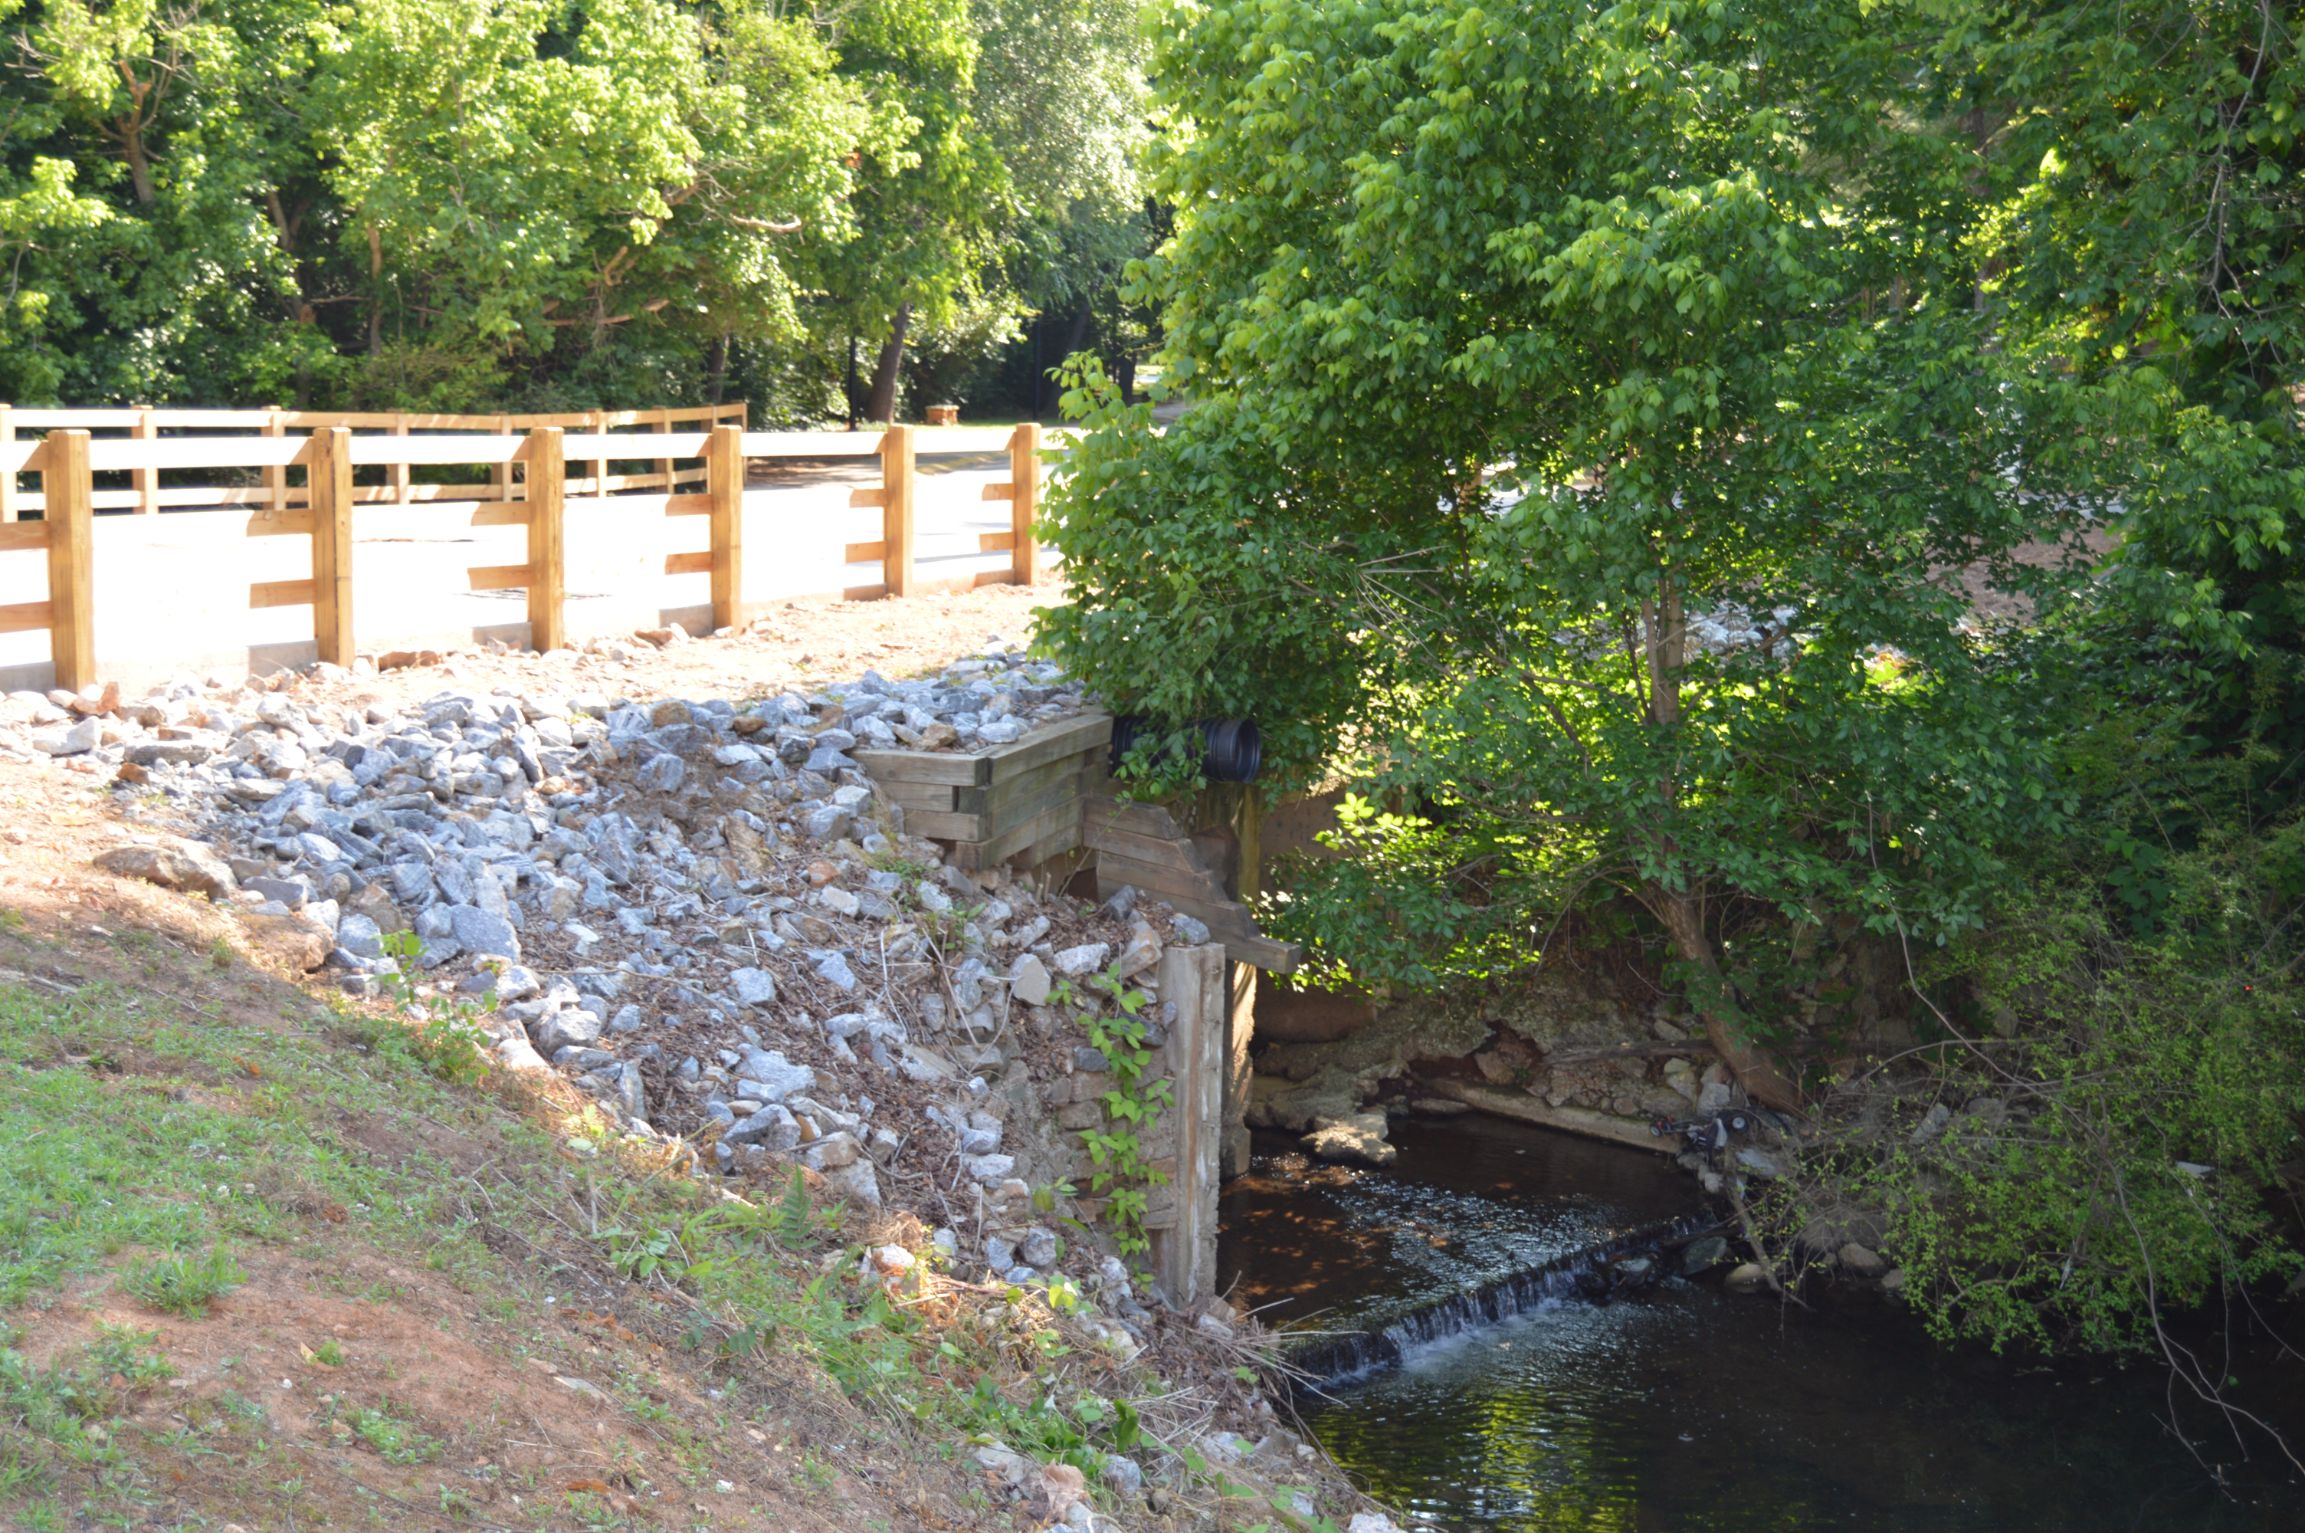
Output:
[[1220, 1115, 2305, 1532]]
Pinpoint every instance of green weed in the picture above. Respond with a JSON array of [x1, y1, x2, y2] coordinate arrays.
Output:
[[864, 848, 937, 882], [347, 1402, 443, 1465], [370, 931, 492, 1083], [0, 1325, 174, 1493], [1072, 964, 1172, 1258], [121, 1247, 244, 1317]]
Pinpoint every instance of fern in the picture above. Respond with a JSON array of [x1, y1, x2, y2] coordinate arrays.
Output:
[[771, 1165, 814, 1251]]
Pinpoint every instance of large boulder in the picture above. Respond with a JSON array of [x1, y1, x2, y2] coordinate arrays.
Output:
[[241, 911, 333, 971], [93, 841, 237, 900], [446, 905, 521, 962], [1245, 1065, 1365, 1132], [734, 1048, 814, 1103], [723, 1104, 801, 1151]]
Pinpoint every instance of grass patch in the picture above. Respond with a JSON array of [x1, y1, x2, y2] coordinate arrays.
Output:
[[120, 1247, 244, 1316], [346, 1401, 444, 1465], [0, 983, 482, 1315], [0, 937, 1311, 1529], [0, 974, 556, 1522], [591, 1167, 1167, 1488], [0, 1323, 174, 1499]]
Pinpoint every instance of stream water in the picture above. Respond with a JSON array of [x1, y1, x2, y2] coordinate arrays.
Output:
[[1218, 1115, 2305, 1532]]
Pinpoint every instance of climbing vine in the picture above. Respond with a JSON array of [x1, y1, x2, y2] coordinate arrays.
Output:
[[1067, 965, 1174, 1260]]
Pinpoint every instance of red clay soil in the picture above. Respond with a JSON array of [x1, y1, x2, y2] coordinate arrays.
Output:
[[0, 584, 1075, 1530]]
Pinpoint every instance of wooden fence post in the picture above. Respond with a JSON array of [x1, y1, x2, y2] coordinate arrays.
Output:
[[1009, 422, 1041, 585], [589, 409, 609, 497], [44, 430, 95, 690], [524, 428, 566, 652], [309, 427, 355, 665], [707, 423, 744, 631], [132, 406, 159, 514], [655, 407, 675, 494], [1147, 942, 1226, 1308], [263, 407, 288, 510], [492, 413, 515, 503], [0, 405, 15, 523], [880, 424, 915, 598], [389, 419, 411, 506]]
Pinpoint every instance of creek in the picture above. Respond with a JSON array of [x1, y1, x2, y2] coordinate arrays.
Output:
[[1218, 1114, 2305, 1531]]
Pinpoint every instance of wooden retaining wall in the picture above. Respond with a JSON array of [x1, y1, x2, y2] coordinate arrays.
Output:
[[858, 713, 1114, 870], [858, 710, 1301, 975], [863, 714, 1289, 1293]]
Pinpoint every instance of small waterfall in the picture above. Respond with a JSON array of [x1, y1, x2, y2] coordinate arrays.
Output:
[[1283, 1213, 1718, 1389]]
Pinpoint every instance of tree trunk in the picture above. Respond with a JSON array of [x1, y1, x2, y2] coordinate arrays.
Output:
[[1651, 890, 1803, 1113], [121, 127, 155, 206], [1642, 580, 1683, 727], [265, 190, 313, 322], [846, 332, 859, 429], [1642, 568, 1802, 1114], [705, 334, 729, 405], [366, 224, 385, 356], [863, 303, 912, 424]]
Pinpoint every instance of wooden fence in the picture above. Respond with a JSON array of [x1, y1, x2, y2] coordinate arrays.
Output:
[[0, 412, 1046, 692], [0, 403, 748, 518]]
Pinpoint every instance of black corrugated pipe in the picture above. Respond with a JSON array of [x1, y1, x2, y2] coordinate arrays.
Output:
[[1109, 715, 1263, 783], [1199, 718, 1262, 782]]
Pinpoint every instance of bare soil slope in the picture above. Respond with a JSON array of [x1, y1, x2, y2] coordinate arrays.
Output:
[[0, 761, 1014, 1530]]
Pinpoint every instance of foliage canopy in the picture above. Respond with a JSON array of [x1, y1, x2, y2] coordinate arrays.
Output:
[[1044, 0, 2305, 1344], [0, 0, 1153, 413]]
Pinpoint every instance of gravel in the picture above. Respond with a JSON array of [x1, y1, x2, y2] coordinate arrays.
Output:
[[12, 631, 1344, 1516], [14, 644, 1208, 1295]]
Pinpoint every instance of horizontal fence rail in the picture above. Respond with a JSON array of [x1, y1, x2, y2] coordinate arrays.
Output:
[[0, 402, 748, 518], [0, 407, 1055, 692]]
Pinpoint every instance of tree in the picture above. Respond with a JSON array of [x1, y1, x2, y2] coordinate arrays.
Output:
[[1044, 0, 2110, 1109], [0, 0, 1093, 414], [970, 0, 1150, 357], [304, 0, 890, 407], [1935, 0, 2305, 756], [0, 0, 330, 401], [832, 0, 1155, 421], [1047, 0, 2305, 1354], [812, 0, 1006, 423]]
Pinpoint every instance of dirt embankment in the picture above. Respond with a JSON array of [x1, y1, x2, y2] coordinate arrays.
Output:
[[0, 783, 987, 1530], [0, 585, 1385, 1533]]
